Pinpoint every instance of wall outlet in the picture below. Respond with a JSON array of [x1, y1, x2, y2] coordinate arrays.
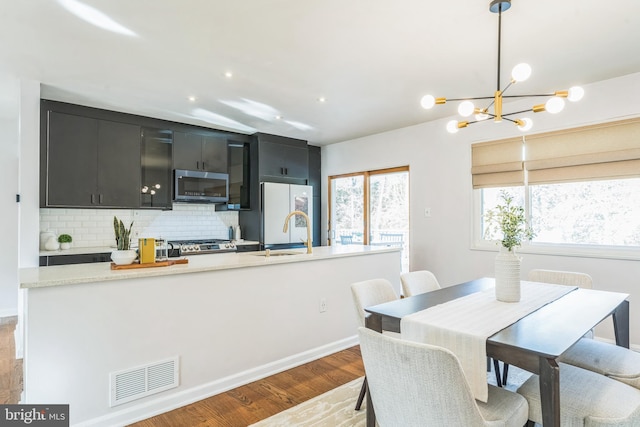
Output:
[[424, 207, 432, 217], [319, 298, 327, 313]]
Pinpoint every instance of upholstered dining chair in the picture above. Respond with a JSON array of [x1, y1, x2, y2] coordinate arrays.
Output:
[[350, 278, 399, 411], [400, 270, 441, 297], [526, 269, 640, 390], [358, 327, 529, 427], [517, 362, 640, 426]]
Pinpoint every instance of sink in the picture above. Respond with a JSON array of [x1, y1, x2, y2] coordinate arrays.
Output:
[[251, 250, 305, 257]]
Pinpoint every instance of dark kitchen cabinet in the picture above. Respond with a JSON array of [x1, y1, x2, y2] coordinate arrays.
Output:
[[141, 127, 173, 209], [308, 144, 321, 246], [256, 133, 308, 184], [43, 111, 141, 208], [173, 131, 228, 173]]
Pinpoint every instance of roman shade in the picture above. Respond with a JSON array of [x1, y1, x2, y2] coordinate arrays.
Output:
[[525, 118, 640, 184], [471, 138, 524, 188]]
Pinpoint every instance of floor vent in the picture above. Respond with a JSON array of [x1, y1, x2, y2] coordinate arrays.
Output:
[[110, 356, 179, 407]]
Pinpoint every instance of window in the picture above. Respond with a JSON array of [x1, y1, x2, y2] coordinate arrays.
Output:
[[474, 118, 640, 258]]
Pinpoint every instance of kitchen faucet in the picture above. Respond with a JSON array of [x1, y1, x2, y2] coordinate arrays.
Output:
[[283, 210, 312, 254]]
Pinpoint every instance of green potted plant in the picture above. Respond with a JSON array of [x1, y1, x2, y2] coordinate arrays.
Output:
[[484, 191, 535, 302], [111, 216, 137, 265], [57, 233, 72, 250]]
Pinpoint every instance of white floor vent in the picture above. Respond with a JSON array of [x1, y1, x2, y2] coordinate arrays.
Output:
[[110, 356, 179, 407]]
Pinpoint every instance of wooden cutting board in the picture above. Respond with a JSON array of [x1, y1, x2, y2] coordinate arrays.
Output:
[[110, 258, 189, 270]]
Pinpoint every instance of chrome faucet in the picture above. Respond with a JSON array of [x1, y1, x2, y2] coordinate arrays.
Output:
[[283, 210, 312, 254]]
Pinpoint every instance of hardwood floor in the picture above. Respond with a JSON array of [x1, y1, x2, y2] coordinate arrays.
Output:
[[0, 316, 22, 405], [0, 316, 364, 426], [128, 346, 365, 427]]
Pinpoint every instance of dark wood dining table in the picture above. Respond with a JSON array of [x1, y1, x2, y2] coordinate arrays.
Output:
[[363, 277, 630, 427]]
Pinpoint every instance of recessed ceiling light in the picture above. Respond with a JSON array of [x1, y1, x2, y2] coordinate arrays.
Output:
[[317, 97, 326, 103], [275, 115, 283, 120], [57, 0, 137, 37], [188, 96, 196, 102], [225, 71, 233, 78]]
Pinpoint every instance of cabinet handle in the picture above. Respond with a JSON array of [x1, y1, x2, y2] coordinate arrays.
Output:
[[202, 162, 206, 170], [91, 194, 96, 204], [284, 168, 288, 175], [99, 194, 104, 204], [197, 161, 200, 170]]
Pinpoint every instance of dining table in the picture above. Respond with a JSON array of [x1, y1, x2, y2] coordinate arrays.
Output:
[[363, 277, 630, 427]]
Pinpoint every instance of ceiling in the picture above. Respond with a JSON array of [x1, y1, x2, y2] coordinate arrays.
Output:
[[1, 0, 639, 145]]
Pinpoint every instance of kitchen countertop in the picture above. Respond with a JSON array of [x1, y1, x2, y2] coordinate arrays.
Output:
[[38, 240, 260, 257], [22, 245, 398, 289]]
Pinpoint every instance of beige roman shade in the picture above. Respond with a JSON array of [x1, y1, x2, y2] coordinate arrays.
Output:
[[471, 138, 524, 188], [525, 118, 640, 184]]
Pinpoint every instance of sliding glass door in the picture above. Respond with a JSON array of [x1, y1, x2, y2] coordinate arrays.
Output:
[[329, 167, 409, 271]]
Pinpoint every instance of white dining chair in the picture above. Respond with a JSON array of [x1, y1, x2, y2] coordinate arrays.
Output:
[[517, 362, 640, 426], [527, 269, 640, 390], [400, 270, 441, 297], [358, 327, 529, 427], [350, 278, 399, 411]]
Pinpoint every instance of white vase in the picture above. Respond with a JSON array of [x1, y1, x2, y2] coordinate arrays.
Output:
[[495, 247, 521, 302], [111, 250, 137, 265]]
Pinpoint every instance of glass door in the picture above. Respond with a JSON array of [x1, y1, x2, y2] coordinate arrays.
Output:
[[329, 167, 409, 271]]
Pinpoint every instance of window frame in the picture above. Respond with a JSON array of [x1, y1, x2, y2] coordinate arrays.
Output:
[[470, 186, 640, 261]]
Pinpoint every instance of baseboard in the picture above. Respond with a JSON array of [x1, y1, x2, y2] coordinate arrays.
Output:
[[74, 335, 359, 427], [0, 308, 18, 320]]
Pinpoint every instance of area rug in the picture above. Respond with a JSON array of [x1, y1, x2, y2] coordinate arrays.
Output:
[[249, 365, 531, 426]]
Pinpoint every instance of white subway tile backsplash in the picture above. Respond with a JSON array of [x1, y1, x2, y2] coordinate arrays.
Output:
[[40, 206, 239, 248]]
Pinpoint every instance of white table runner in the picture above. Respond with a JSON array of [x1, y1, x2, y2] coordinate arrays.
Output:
[[400, 281, 576, 402]]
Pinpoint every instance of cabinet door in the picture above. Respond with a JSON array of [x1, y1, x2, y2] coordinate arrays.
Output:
[[46, 111, 99, 206], [259, 140, 286, 178], [141, 127, 173, 209], [282, 144, 309, 180], [96, 120, 141, 207], [201, 134, 228, 173], [173, 131, 202, 170]]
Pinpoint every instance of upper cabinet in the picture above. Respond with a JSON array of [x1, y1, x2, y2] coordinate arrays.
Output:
[[41, 109, 141, 208], [173, 131, 228, 173], [141, 127, 173, 209], [256, 133, 308, 184]]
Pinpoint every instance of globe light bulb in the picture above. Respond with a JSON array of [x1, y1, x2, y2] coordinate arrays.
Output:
[[568, 86, 584, 102], [517, 117, 533, 132], [458, 100, 475, 117], [545, 97, 565, 114], [475, 110, 489, 121], [446, 120, 459, 134], [421, 95, 435, 109], [511, 63, 532, 82]]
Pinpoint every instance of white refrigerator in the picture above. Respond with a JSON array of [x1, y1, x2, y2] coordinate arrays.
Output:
[[262, 182, 313, 246]]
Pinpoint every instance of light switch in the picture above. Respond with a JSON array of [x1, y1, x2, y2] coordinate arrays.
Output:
[[424, 208, 432, 218]]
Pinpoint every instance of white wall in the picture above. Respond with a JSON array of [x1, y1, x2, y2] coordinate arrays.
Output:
[[322, 72, 640, 345], [0, 117, 19, 316]]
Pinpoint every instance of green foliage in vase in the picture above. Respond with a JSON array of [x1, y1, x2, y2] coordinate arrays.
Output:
[[484, 191, 535, 252], [113, 216, 134, 250], [57, 234, 72, 243]]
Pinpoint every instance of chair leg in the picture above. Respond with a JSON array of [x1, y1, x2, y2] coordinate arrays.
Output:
[[502, 363, 509, 386], [526, 420, 535, 427], [355, 377, 367, 411], [492, 359, 503, 388]]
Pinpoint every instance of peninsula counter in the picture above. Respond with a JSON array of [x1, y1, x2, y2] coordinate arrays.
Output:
[[20, 245, 401, 426]]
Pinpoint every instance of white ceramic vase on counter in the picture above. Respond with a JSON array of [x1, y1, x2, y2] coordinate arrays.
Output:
[[495, 247, 521, 302]]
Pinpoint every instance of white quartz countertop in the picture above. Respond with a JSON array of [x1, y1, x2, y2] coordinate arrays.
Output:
[[22, 245, 398, 289]]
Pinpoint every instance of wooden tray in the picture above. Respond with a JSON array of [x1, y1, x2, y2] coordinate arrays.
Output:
[[110, 258, 189, 270]]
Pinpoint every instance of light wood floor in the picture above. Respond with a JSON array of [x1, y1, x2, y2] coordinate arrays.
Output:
[[129, 346, 365, 427], [0, 318, 364, 426], [0, 317, 22, 405]]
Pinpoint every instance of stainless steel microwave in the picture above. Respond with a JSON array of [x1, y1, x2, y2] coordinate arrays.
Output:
[[173, 169, 229, 203]]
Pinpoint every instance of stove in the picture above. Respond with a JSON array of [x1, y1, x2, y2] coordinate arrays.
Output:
[[168, 239, 237, 256]]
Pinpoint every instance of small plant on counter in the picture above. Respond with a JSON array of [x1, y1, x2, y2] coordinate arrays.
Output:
[[57, 234, 72, 244], [113, 216, 134, 250]]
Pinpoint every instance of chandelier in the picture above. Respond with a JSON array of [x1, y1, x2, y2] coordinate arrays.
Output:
[[420, 0, 584, 134]]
